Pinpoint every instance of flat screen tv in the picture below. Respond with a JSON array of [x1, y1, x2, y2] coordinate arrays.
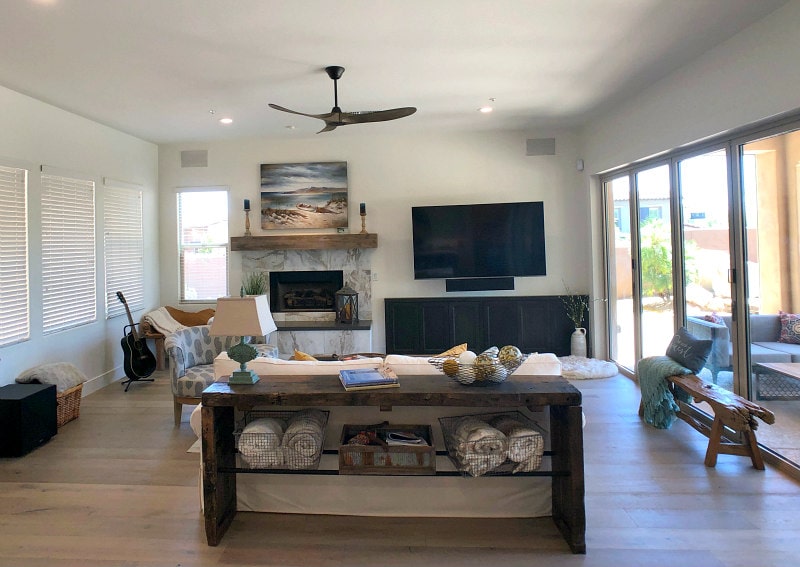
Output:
[[411, 201, 547, 280]]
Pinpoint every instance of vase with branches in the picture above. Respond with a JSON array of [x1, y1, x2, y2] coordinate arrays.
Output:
[[560, 282, 590, 328], [560, 283, 589, 357]]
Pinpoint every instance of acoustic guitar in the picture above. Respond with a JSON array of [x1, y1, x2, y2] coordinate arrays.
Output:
[[116, 291, 157, 391]]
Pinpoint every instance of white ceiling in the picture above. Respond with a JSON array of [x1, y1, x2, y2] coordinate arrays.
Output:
[[0, 0, 789, 144]]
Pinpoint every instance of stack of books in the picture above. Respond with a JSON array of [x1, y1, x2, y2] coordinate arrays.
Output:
[[338, 367, 399, 391]]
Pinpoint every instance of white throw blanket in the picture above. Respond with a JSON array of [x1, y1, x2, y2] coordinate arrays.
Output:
[[489, 415, 544, 473], [238, 417, 286, 468], [143, 307, 186, 335], [453, 416, 508, 477], [15, 362, 87, 393], [281, 409, 327, 469]]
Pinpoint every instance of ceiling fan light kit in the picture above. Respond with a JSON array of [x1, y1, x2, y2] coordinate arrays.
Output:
[[269, 66, 416, 133]]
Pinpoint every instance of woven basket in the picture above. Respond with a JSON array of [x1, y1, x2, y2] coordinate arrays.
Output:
[[57, 384, 83, 427], [428, 355, 527, 385]]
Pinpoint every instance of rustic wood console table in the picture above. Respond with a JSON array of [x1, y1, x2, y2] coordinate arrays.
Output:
[[201, 374, 586, 553]]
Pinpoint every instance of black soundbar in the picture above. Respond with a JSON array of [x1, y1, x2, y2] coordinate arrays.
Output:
[[445, 277, 515, 292]]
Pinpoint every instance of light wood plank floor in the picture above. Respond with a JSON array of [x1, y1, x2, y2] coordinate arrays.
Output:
[[1, 371, 799, 566]]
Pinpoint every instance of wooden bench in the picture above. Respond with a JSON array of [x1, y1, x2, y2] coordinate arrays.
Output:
[[664, 374, 775, 469], [140, 321, 166, 371]]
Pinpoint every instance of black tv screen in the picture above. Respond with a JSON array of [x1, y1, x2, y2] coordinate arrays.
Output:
[[412, 201, 547, 279]]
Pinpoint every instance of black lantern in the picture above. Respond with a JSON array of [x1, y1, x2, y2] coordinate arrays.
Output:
[[335, 284, 358, 324]]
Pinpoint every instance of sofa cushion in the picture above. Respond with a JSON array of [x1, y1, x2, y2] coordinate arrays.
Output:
[[666, 327, 712, 374], [175, 364, 216, 397], [778, 311, 800, 344], [383, 352, 562, 376], [752, 342, 798, 363], [213, 353, 384, 378], [748, 314, 782, 343]]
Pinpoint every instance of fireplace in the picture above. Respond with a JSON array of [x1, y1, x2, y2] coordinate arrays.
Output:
[[269, 270, 344, 313]]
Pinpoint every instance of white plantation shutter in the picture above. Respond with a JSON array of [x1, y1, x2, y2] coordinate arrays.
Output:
[[104, 186, 144, 318], [177, 190, 228, 302], [0, 165, 30, 345], [41, 172, 97, 333]]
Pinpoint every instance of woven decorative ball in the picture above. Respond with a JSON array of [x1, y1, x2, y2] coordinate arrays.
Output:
[[428, 353, 527, 386]]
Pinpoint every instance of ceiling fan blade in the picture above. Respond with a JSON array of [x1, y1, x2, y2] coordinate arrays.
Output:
[[268, 103, 333, 120], [339, 107, 417, 124], [317, 123, 339, 133], [269, 67, 417, 133]]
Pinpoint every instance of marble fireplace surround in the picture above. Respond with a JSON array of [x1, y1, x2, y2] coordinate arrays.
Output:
[[242, 249, 373, 357]]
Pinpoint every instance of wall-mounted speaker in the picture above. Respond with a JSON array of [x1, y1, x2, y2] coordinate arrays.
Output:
[[526, 138, 556, 156], [446, 277, 515, 292], [180, 150, 208, 168]]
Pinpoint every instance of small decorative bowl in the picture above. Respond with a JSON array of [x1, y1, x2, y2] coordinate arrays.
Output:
[[428, 355, 527, 386]]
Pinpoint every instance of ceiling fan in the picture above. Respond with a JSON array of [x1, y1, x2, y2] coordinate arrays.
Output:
[[269, 66, 417, 133]]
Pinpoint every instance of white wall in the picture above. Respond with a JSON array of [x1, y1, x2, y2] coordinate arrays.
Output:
[[0, 85, 159, 391], [581, 0, 800, 358], [159, 129, 589, 352], [583, 0, 800, 172]]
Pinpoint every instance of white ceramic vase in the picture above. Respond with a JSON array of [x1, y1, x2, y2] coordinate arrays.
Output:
[[570, 327, 587, 358]]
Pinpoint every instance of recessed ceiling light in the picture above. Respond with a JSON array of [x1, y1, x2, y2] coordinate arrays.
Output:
[[219, 118, 233, 125], [285, 125, 296, 130], [479, 106, 493, 113]]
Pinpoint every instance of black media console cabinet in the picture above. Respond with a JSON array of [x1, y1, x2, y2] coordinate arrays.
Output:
[[384, 295, 588, 356]]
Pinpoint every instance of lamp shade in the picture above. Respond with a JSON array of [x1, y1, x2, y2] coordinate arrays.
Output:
[[210, 295, 277, 337]]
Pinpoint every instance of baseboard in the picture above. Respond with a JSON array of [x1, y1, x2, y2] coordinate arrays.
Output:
[[82, 369, 123, 396]]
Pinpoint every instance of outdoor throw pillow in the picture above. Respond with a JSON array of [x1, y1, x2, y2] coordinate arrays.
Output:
[[702, 312, 725, 325], [778, 311, 800, 344], [665, 326, 712, 374]]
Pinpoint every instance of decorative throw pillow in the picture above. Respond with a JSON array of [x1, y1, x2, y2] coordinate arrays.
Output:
[[290, 350, 318, 361], [165, 306, 216, 327], [702, 312, 725, 325], [437, 343, 467, 357], [778, 311, 800, 344], [665, 327, 712, 374]]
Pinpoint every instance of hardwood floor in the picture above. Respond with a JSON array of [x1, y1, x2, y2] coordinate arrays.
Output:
[[1, 370, 799, 566]]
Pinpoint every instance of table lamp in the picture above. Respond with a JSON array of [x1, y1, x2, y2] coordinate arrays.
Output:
[[210, 295, 277, 384]]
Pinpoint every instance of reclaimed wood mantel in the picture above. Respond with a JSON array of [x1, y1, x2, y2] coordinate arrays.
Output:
[[230, 233, 377, 251]]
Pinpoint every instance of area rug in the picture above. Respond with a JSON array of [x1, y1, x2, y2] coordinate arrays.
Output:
[[558, 356, 618, 379]]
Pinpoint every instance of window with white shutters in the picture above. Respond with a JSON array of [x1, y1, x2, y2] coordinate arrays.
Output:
[[177, 189, 228, 302], [104, 185, 144, 318], [41, 171, 96, 334], [0, 165, 30, 346]]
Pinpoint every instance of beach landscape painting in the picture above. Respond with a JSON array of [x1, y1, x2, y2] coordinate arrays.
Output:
[[260, 162, 348, 230]]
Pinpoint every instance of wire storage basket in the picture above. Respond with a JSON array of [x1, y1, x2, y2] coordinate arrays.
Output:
[[234, 409, 329, 470], [438, 411, 545, 477]]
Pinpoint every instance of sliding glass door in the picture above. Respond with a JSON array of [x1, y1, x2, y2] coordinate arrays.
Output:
[[739, 130, 800, 465], [602, 118, 800, 472]]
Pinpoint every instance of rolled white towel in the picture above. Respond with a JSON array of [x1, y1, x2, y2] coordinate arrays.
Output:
[[453, 416, 508, 476], [489, 415, 544, 473], [238, 417, 286, 468], [281, 409, 327, 469]]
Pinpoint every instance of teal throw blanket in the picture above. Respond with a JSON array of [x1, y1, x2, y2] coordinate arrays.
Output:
[[638, 356, 692, 429]]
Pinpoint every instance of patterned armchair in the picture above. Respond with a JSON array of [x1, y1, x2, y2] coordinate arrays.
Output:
[[165, 325, 239, 426]]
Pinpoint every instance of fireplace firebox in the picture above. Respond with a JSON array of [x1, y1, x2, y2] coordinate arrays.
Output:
[[269, 270, 344, 313]]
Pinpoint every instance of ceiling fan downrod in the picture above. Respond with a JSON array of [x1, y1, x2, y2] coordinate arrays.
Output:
[[325, 66, 345, 112]]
